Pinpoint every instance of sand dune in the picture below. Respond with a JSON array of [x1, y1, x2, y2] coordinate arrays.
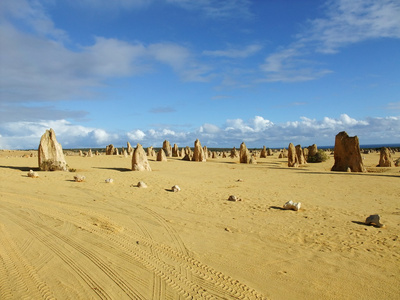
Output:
[[0, 150, 399, 299]]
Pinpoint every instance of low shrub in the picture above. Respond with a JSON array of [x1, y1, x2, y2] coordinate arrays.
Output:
[[307, 149, 330, 163]]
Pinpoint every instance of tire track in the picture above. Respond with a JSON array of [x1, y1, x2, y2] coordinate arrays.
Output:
[[1, 208, 112, 300], [131, 218, 166, 300], [1, 195, 268, 299], [0, 223, 55, 300], [2, 206, 146, 300]]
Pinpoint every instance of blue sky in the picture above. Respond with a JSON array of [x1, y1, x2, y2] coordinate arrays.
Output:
[[1, 0, 399, 149]]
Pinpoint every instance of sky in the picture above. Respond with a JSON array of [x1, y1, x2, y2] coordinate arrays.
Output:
[[0, 0, 400, 149]]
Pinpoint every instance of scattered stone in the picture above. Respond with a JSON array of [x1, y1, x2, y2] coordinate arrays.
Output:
[[378, 147, 392, 167], [171, 185, 181, 192], [105, 178, 114, 183], [228, 195, 242, 202], [331, 131, 366, 172], [27, 170, 39, 178], [283, 200, 301, 211], [74, 175, 86, 182], [137, 181, 148, 188], [132, 144, 152, 171], [365, 214, 385, 228], [236, 179, 244, 182], [38, 128, 68, 171]]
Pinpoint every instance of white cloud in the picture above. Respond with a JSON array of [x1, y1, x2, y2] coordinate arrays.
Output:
[[127, 129, 146, 141], [0, 2, 211, 104], [1, 114, 399, 149], [261, 0, 400, 82], [148, 43, 212, 82], [166, 0, 252, 19], [203, 44, 262, 58], [303, 0, 400, 54]]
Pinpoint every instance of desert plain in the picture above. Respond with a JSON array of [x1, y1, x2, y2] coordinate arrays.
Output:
[[0, 149, 399, 300]]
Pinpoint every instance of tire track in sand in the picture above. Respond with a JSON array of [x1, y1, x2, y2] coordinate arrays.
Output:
[[1, 195, 268, 299], [1, 206, 146, 300], [0, 223, 55, 300], [1, 207, 113, 300]]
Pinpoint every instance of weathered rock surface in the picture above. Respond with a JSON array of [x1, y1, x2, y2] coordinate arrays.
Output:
[[171, 185, 181, 192], [331, 131, 366, 172], [193, 139, 206, 162], [27, 170, 39, 178], [228, 195, 242, 202], [283, 200, 301, 211], [157, 149, 168, 162], [132, 144, 152, 171], [239, 142, 250, 164], [127, 142, 133, 155], [365, 214, 384, 227], [74, 174, 85, 182], [295, 145, 306, 165], [106, 144, 114, 155], [287, 143, 299, 167], [230, 147, 238, 159], [163, 140, 172, 157], [182, 146, 193, 161], [137, 181, 148, 188], [260, 146, 267, 158], [172, 144, 179, 157], [38, 129, 68, 171], [378, 147, 392, 167]]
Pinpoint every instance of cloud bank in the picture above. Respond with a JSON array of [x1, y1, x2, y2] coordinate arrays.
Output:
[[1, 114, 399, 149]]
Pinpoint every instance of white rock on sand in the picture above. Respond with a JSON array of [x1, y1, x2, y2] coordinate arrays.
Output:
[[283, 200, 301, 211]]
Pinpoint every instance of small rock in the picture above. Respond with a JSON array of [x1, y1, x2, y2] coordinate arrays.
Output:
[[74, 175, 85, 182], [228, 195, 241, 202], [27, 170, 39, 178], [365, 214, 385, 228], [171, 185, 181, 192], [137, 181, 147, 188], [105, 178, 114, 183], [283, 200, 301, 211]]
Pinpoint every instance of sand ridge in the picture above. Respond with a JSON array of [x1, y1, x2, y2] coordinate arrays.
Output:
[[0, 150, 399, 299]]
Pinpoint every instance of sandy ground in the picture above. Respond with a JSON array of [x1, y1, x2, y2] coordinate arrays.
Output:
[[0, 149, 399, 300]]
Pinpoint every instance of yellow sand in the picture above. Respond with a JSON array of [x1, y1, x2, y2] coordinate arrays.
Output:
[[0, 150, 399, 299]]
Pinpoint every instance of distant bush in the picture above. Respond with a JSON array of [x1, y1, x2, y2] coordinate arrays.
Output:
[[307, 149, 330, 163]]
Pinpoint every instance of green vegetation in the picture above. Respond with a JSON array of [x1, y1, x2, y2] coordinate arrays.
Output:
[[307, 149, 330, 163]]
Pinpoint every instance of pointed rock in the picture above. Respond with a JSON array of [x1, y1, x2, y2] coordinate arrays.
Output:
[[132, 144, 152, 171], [38, 129, 68, 171]]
